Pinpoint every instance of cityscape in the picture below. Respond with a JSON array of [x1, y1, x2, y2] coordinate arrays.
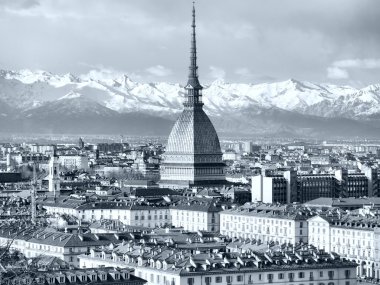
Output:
[[0, 1, 379, 285]]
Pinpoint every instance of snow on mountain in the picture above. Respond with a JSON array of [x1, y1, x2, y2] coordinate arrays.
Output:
[[1, 69, 380, 121], [58, 91, 82, 100], [14, 96, 173, 135], [2, 69, 380, 137]]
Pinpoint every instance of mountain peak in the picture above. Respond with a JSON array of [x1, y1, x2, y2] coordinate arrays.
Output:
[[1, 69, 380, 127]]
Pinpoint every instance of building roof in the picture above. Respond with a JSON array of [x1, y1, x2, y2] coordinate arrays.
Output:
[[27, 230, 132, 247], [76, 201, 169, 211], [164, 108, 222, 156], [85, 244, 356, 276], [304, 197, 380, 208], [170, 198, 223, 212], [3, 267, 145, 285], [222, 204, 314, 221]]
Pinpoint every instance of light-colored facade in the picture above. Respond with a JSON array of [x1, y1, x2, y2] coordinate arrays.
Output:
[[59, 155, 89, 170], [29, 144, 55, 154], [48, 154, 60, 195], [0, 225, 128, 267], [169, 199, 222, 232], [170, 209, 219, 232], [220, 205, 310, 244], [308, 213, 380, 278], [41, 199, 170, 228]]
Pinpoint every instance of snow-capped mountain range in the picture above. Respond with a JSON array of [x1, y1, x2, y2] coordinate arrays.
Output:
[[1, 69, 380, 137]]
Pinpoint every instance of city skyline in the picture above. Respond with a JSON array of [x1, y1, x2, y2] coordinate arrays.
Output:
[[0, 0, 379, 87], [1, 2, 380, 284]]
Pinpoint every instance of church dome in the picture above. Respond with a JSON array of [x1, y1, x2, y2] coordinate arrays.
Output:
[[165, 107, 222, 155]]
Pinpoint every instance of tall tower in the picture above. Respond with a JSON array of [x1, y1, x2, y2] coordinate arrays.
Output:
[[48, 150, 60, 197], [6, 153, 12, 172], [160, 3, 226, 189], [78, 137, 84, 149], [31, 163, 37, 224]]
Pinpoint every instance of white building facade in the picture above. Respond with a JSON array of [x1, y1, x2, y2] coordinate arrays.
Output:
[[308, 214, 380, 278], [220, 205, 310, 244]]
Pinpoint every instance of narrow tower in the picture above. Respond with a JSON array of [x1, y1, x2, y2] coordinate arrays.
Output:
[[48, 150, 60, 197], [31, 163, 37, 224], [6, 153, 12, 172], [160, 3, 226, 189]]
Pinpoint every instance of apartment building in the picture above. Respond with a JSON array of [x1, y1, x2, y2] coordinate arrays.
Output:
[[220, 204, 312, 244], [80, 244, 356, 285], [169, 198, 223, 232], [308, 209, 380, 278], [41, 198, 171, 228]]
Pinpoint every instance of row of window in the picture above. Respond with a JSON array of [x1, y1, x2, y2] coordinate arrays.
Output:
[[222, 216, 294, 225], [135, 215, 168, 220], [186, 270, 350, 285]]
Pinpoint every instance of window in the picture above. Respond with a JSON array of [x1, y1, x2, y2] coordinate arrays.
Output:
[[310, 272, 314, 280], [299, 272, 305, 278], [215, 276, 222, 283], [226, 276, 233, 284], [345, 282, 350, 285], [187, 278, 194, 285], [267, 274, 273, 283], [278, 273, 284, 279], [259, 274, 262, 281], [237, 275, 243, 282], [328, 271, 334, 280], [289, 273, 295, 281], [320, 272, 324, 278], [205, 277, 211, 285], [344, 270, 351, 279]]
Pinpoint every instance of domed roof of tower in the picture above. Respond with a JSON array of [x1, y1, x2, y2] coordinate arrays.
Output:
[[165, 108, 221, 155]]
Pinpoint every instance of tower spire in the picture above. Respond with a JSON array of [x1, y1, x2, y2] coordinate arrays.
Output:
[[185, 1, 203, 105]]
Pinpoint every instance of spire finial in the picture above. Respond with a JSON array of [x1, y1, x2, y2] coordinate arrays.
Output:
[[186, 1, 202, 91], [186, 1, 202, 104]]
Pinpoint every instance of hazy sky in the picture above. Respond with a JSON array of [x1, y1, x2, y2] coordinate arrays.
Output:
[[0, 0, 379, 87]]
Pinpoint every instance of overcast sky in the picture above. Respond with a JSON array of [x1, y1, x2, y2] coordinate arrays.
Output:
[[0, 0, 379, 87]]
